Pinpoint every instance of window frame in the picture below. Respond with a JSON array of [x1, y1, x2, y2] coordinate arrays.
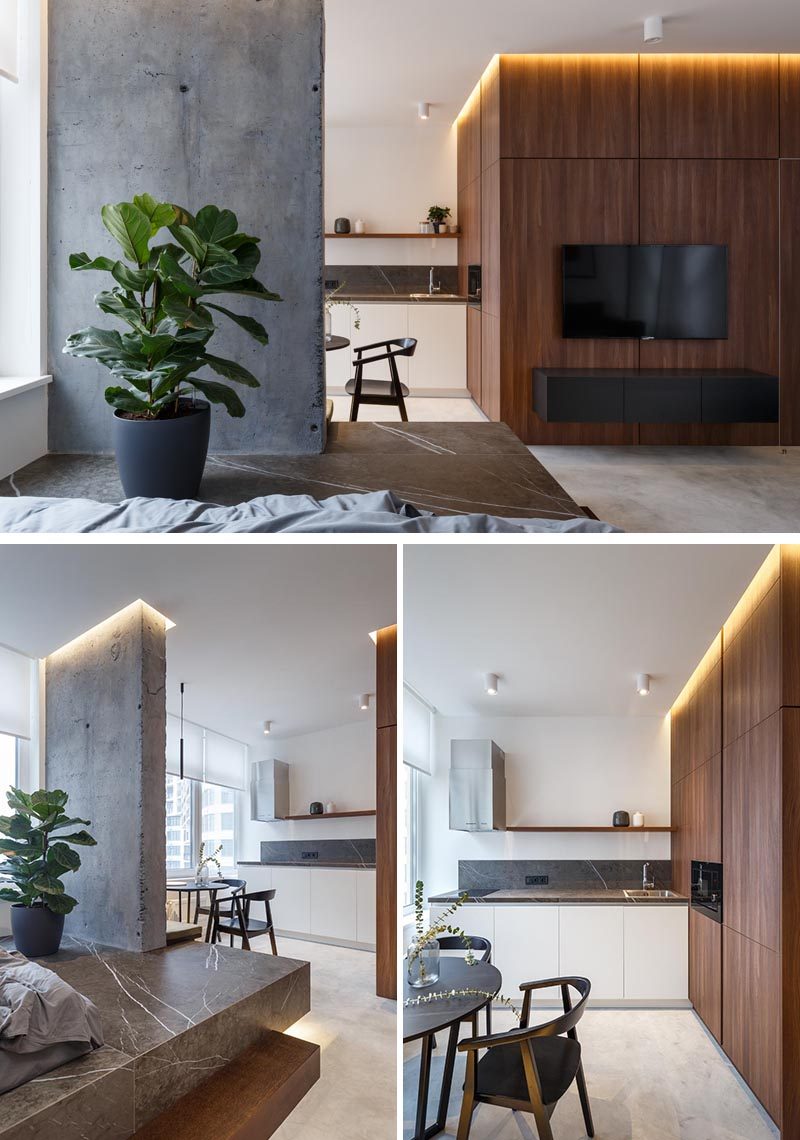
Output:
[[165, 775, 238, 878], [404, 764, 419, 911]]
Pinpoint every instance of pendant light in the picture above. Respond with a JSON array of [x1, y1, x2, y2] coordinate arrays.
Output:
[[179, 681, 185, 778]]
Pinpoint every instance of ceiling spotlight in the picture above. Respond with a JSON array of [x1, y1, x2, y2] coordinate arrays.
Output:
[[418, 102, 430, 121], [263, 720, 272, 735], [643, 15, 663, 44], [636, 673, 651, 696], [485, 673, 499, 696], [359, 693, 372, 711]]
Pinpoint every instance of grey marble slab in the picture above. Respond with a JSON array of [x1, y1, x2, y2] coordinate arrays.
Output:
[[429, 887, 687, 906], [457, 859, 673, 892], [325, 264, 459, 297], [257, 838, 375, 866], [0, 936, 310, 1137]]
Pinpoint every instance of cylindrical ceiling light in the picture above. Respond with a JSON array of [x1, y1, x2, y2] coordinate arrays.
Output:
[[179, 681, 185, 779], [263, 720, 271, 735], [636, 673, 651, 696], [485, 673, 499, 696], [643, 15, 663, 44], [359, 693, 371, 711], [418, 101, 430, 121]]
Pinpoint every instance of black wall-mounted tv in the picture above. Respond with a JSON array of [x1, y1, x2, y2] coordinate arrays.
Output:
[[562, 244, 728, 340]]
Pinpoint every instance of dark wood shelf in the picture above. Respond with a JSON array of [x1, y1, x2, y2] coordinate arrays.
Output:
[[283, 809, 377, 821], [506, 825, 675, 833], [324, 232, 458, 239]]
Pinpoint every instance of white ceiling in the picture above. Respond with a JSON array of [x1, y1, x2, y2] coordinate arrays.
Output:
[[404, 544, 771, 718], [0, 545, 396, 747], [325, 0, 800, 126]]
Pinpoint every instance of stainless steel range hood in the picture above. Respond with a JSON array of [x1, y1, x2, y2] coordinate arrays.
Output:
[[449, 740, 506, 831], [250, 758, 290, 822]]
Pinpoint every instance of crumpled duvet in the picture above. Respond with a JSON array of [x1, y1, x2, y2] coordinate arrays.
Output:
[[0, 490, 619, 533], [0, 949, 104, 1093]]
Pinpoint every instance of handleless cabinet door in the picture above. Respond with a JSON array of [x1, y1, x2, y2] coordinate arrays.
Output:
[[493, 906, 560, 1001], [559, 906, 624, 1000], [352, 304, 410, 386], [624, 906, 689, 999], [310, 868, 358, 942], [407, 304, 467, 391], [431, 903, 495, 949], [357, 868, 377, 945], [271, 866, 311, 935], [237, 864, 273, 893]]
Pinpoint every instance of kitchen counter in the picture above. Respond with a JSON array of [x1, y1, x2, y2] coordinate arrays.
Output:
[[334, 292, 470, 304], [429, 887, 688, 906], [239, 860, 375, 869]]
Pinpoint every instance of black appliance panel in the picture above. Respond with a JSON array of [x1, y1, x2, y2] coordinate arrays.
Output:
[[468, 264, 482, 304], [691, 860, 723, 923]]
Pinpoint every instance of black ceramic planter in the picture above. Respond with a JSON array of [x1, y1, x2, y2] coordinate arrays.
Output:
[[113, 399, 211, 500], [11, 903, 65, 957]]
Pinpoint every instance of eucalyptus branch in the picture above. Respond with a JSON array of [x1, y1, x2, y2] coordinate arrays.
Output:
[[403, 988, 521, 1023]]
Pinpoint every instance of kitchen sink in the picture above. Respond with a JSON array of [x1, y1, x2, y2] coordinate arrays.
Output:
[[623, 889, 681, 898], [408, 292, 464, 300]]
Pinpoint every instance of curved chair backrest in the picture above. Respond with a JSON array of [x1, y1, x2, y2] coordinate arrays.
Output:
[[392, 337, 418, 358], [437, 934, 492, 963], [521, 976, 591, 1038]]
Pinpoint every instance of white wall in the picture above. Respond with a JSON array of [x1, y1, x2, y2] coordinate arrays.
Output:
[[325, 124, 458, 266], [419, 715, 671, 896], [237, 718, 376, 860]]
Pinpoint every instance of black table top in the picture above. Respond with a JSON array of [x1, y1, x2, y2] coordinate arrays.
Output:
[[325, 335, 350, 351], [166, 879, 229, 892], [403, 957, 501, 1043]]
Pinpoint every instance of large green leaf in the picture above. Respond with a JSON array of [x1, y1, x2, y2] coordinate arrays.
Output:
[[6, 788, 33, 814], [204, 303, 268, 345], [104, 387, 151, 414], [101, 202, 152, 267], [169, 224, 207, 266], [0, 839, 35, 855], [202, 278, 282, 301], [157, 251, 205, 298], [205, 354, 260, 388], [49, 815, 91, 832], [201, 242, 260, 286], [189, 378, 246, 417], [218, 232, 260, 252], [194, 205, 239, 244], [44, 892, 78, 916], [55, 830, 97, 847], [47, 842, 82, 872], [109, 367, 165, 394], [31, 790, 69, 810], [69, 252, 117, 273], [2, 813, 34, 840], [95, 290, 146, 330], [111, 261, 155, 292], [162, 296, 214, 330], [30, 872, 65, 895], [133, 193, 177, 235], [0, 887, 20, 902], [150, 359, 204, 402]]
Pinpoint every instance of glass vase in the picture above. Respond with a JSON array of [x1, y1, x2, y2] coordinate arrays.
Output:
[[407, 940, 440, 988], [324, 308, 332, 342], [197, 863, 209, 884]]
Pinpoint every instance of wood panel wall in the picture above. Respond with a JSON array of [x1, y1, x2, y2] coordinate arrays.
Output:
[[457, 54, 799, 445], [670, 545, 800, 1134], [375, 624, 397, 1001]]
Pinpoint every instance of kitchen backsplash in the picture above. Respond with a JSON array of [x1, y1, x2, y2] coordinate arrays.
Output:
[[457, 859, 672, 891], [325, 264, 459, 297], [259, 839, 375, 866]]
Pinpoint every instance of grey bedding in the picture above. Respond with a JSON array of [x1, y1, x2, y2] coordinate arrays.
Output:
[[0, 490, 618, 533], [0, 949, 103, 1093]]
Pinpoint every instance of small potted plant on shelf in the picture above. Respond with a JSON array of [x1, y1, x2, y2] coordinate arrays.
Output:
[[0, 788, 97, 957], [426, 205, 452, 234], [64, 195, 282, 500]]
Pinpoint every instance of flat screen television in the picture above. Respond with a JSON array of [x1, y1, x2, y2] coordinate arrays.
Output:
[[562, 244, 728, 340]]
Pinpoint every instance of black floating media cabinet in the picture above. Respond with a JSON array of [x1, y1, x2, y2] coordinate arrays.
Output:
[[533, 368, 779, 425]]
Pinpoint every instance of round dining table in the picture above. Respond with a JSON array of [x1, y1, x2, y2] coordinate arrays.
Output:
[[166, 879, 231, 941], [403, 957, 501, 1140], [324, 335, 350, 352]]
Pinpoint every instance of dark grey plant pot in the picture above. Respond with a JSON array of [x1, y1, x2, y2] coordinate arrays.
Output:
[[113, 399, 211, 500], [11, 903, 65, 957]]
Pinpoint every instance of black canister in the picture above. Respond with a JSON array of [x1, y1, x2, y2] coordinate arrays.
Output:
[[334, 217, 351, 234], [309, 801, 324, 815], [612, 810, 631, 827]]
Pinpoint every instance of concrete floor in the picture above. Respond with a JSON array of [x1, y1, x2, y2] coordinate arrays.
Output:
[[330, 394, 486, 423], [403, 1008, 778, 1140], [255, 937, 396, 1140]]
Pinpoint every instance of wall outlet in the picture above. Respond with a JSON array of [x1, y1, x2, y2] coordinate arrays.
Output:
[[301, 851, 319, 860], [525, 875, 549, 886]]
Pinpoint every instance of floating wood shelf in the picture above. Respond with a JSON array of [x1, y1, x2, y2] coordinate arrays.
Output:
[[324, 232, 458, 239], [283, 809, 377, 821], [506, 825, 675, 833]]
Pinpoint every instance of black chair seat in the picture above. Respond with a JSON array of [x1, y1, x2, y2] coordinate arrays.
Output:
[[345, 377, 410, 398], [475, 1035, 582, 1107], [215, 916, 270, 935]]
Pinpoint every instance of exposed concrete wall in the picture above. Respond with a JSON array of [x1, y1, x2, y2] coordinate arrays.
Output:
[[45, 601, 167, 951], [47, 0, 325, 455]]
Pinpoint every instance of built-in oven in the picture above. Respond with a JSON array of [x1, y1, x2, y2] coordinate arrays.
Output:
[[691, 860, 723, 923], [468, 265, 482, 305]]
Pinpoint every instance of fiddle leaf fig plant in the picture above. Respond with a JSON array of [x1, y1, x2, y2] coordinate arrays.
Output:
[[0, 788, 97, 916], [63, 195, 282, 420]]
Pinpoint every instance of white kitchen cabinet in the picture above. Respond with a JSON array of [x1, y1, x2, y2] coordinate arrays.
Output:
[[407, 304, 467, 391], [559, 906, 624, 1000], [270, 866, 311, 935], [349, 303, 409, 385], [325, 303, 353, 389], [493, 906, 560, 1002], [624, 906, 688, 1000], [356, 868, 376, 945], [310, 868, 358, 942], [237, 864, 273, 893], [431, 903, 494, 948]]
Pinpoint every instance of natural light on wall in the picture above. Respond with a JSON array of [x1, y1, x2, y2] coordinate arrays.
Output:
[[0, 0, 18, 83]]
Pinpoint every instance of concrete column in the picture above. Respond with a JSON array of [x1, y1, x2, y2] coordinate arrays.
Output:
[[45, 601, 167, 951], [47, 0, 325, 456]]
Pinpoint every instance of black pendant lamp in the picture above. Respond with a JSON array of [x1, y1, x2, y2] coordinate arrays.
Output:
[[179, 681, 185, 779]]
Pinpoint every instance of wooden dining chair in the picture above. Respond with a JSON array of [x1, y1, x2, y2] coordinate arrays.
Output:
[[455, 976, 594, 1140], [210, 888, 279, 954], [194, 878, 246, 933], [436, 935, 493, 1036], [345, 337, 417, 421]]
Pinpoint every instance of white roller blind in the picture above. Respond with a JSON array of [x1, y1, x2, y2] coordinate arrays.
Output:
[[204, 729, 246, 791], [403, 686, 433, 775], [0, 645, 31, 739], [165, 714, 203, 780], [0, 0, 18, 83]]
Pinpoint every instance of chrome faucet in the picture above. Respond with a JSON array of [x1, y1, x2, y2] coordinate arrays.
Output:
[[428, 266, 441, 295], [643, 862, 655, 890]]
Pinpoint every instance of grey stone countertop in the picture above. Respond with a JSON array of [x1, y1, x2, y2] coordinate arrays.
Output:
[[237, 860, 375, 868], [429, 887, 689, 905], [334, 292, 470, 304]]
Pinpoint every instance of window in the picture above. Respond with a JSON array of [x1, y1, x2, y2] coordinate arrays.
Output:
[[165, 775, 237, 875], [0, 732, 17, 795], [165, 774, 193, 872], [404, 764, 419, 909], [403, 685, 433, 908]]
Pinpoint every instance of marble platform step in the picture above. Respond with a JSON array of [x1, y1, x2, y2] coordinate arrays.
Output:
[[166, 919, 203, 943], [133, 1031, 320, 1140]]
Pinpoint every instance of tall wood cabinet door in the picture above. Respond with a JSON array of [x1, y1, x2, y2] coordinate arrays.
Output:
[[723, 926, 782, 1126], [780, 161, 800, 444], [689, 907, 721, 1042], [376, 625, 397, 730], [559, 906, 624, 1000], [723, 579, 781, 746], [493, 906, 559, 1001]]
